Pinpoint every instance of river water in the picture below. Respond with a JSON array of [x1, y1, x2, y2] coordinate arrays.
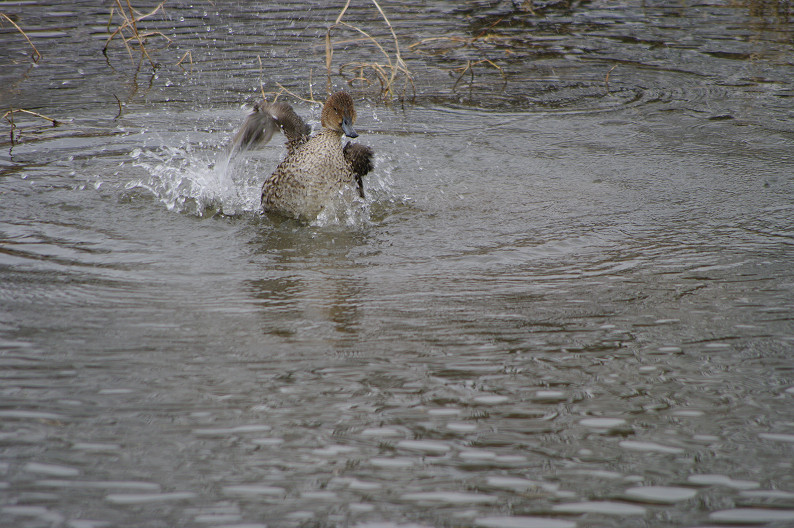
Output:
[[1, 1, 793, 527]]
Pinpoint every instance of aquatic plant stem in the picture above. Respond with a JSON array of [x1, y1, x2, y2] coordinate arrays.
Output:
[[104, 0, 171, 68], [0, 13, 41, 62], [3, 108, 60, 145], [325, 0, 414, 103]]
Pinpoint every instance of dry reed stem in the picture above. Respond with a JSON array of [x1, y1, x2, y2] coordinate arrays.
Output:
[[0, 13, 42, 62], [251, 53, 319, 106], [325, 0, 351, 82], [371, 0, 411, 95], [113, 94, 124, 119], [3, 108, 59, 126], [410, 18, 508, 93], [325, 0, 414, 103], [104, 0, 170, 68], [409, 17, 506, 55], [452, 59, 506, 92], [408, 36, 469, 52], [3, 108, 60, 144], [604, 64, 617, 92], [176, 50, 193, 71], [257, 55, 267, 102], [275, 83, 321, 105], [252, 56, 320, 106]]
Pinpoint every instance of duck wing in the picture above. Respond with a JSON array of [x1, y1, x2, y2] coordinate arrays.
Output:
[[228, 100, 311, 156]]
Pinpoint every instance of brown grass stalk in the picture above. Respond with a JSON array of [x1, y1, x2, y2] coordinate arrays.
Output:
[[104, 0, 171, 68], [325, 0, 414, 103], [0, 13, 41, 62], [176, 50, 193, 71], [3, 108, 60, 144], [604, 64, 617, 93], [409, 17, 507, 56], [451, 59, 506, 92], [275, 83, 321, 105]]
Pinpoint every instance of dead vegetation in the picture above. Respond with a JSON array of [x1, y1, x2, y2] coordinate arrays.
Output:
[[409, 17, 507, 93], [0, 12, 41, 63], [3, 108, 60, 145], [103, 0, 172, 68], [1, 14, 56, 143], [324, 0, 414, 104]]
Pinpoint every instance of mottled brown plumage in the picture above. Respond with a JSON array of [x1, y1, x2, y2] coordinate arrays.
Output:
[[228, 91, 374, 221]]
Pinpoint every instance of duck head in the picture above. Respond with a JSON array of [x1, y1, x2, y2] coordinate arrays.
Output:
[[321, 91, 359, 138]]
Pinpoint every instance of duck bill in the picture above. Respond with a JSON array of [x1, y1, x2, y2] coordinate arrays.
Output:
[[341, 117, 358, 138]]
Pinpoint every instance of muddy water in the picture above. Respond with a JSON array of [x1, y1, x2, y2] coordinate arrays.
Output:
[[1, 1, 793, 527]]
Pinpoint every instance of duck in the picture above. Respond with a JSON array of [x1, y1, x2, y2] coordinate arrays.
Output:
[[228, 91, 374, 221]]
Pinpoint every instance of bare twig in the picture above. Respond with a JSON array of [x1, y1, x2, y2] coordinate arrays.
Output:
[[325, 0, 414, 103], [104, 0, 170, 68], [5, 108, 14, 144], [3, 108, 59, 126], [409, 17, 507, 55], [0, 12, 42, 62], [113, 94, 124, 119], [452, 59, 506, 92], [257, 55, 268, 102], [275, 83, 321, 105], [325, 0, 352, 95], [605, 64, 617, 92], [176, 50, 193, 71], [3, 107, 60, 145]]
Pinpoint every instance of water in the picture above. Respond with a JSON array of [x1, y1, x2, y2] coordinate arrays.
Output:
[[1, 1, 793, 527]]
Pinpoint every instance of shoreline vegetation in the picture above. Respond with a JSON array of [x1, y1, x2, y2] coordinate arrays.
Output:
[[1, 0, 790, 141]]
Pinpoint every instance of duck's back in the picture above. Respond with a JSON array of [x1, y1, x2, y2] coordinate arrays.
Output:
[[261, 129, 355, 221]]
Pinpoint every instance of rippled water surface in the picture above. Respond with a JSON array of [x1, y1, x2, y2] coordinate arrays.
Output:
[[2, 1, 793, 527]]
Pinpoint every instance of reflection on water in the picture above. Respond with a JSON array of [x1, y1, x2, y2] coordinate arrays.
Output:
[[2, 1, 794, 527]]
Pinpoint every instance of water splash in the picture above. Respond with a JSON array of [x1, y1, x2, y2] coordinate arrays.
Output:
[[125, 144, 262, 217], [125, 142, 402, 227]]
